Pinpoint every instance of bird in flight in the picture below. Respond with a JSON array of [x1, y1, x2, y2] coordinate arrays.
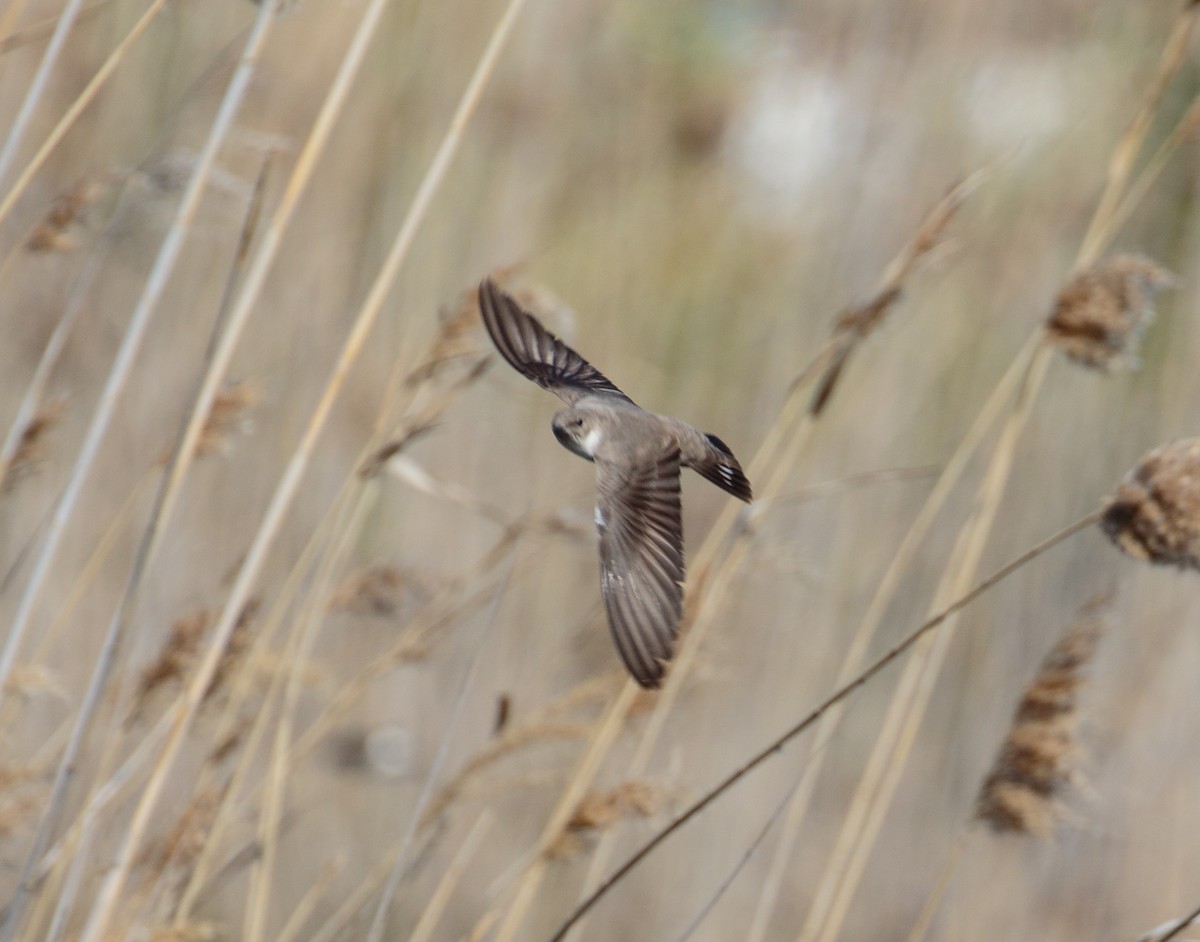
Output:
[[478, 278, 752, 688]]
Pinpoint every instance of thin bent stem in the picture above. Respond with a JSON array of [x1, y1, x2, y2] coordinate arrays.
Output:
[[544, 509, 1101, 942]]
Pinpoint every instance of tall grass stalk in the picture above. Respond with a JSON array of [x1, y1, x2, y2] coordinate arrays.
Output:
[[796, 8, 1197, 936]]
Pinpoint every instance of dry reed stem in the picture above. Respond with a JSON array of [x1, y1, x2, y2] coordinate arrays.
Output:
[[11, 154, 272, 937], [174, 264, 491, 921], [0, 171, 147, 497], [171, 488, 358, 925], [0, 0, 275, 711], [83, 4, 527, 932], [0, 1, 110, 55], [0, 0, 170, 233], [745, 336, 1041, 942], [1078, 2, 1200, 266], [1137, 904, 1200, 942], [900, 830, 971, 942], [902, 599, 1106, 942], [423, 722, 593, 825], [273, 857, 345, 942], [810, 174, 981, 414], [488, 683, 639, 942], [545, 511, 1100, 942], [0, 0, 33, 52], [0, 17, 282, 942], [792, 13, 1193, 937], [364, 562, 517, 941], [176, 349, 494, 926], [565, 178, 981, 940], [301, 832, 409, 942], [407, 812, 493, 942], [1107, 92, 1200, 242], [0, 0, 88, 191], [243, 580, 336, 942], [800, 346, 1055, 942]]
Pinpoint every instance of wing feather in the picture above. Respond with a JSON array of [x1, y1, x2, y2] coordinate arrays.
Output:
[[478, 278, 633, 406], [596, 449, 685, 688]]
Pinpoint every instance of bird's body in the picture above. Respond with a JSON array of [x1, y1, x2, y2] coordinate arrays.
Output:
[[479, 278, 752, 688]]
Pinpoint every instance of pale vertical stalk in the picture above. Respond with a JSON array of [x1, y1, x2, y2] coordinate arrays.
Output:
[[798, 347, 1053, 942], [0, 0, 170, 231], [902, 831, 971, 942], [243, 486, 375, 942], [76, 0, 523, 935], [744, 332, 1037, 942], [1078, 4, 1200, 266], [364, 562, 515, 942], [573, 179, 976, 939], [407, 813, 494, 942], [242, 564, 340, 942], [793, 7, 1194, 933], [274, 858, 345, 942], [0, 8, 280, 939], [491, 683, 639, 942], [0, 0, 87, 189], [0, 0, 34, 48], [0, 0, 278, 707]]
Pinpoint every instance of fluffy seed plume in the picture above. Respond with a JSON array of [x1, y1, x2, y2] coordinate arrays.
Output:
[[1045, 254, 1174, 369], [327, 565, 434, 617], [195, 380, 260, 457], [1102, 438, 1200, 570], [0, 399, 68, 494], [547, 781, 668, 859], [26, 175, 112, 253], [129, 601, 258, 722], [975, 610, 1103, 836]]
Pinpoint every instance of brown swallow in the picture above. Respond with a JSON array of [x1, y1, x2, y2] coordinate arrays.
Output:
[[479, 278, 752, 688]]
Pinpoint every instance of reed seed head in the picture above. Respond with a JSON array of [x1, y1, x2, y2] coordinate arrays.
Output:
[[0, 399, 68, 494], [27, 176, 111, 253], [975, 611, 1102, 836], [195, 380, 260, 457], [1045, 254, 1174, 369], [548, 781, 667, 859], [1102, 438, 1200, 570]]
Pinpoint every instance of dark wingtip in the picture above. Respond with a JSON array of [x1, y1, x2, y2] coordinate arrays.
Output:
[[703, 433, 753, 502], [705, 433, 735, 458]]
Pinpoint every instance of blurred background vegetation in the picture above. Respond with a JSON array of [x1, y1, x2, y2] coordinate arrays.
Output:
[[0, 0, 1197, 939]]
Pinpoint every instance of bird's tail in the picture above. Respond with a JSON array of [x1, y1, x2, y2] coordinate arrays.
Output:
[[695, 433, 753, 502]]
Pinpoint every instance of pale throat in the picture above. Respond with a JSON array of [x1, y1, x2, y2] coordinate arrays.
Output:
[[582, 426, 603, 456]]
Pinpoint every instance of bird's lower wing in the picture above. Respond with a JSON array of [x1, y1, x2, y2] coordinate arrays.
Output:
[[596, 449, 684, 688]]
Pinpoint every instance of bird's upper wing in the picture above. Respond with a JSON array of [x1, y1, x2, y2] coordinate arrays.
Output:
[[596, 448, 685, 688], [478, 278, 634, 406]]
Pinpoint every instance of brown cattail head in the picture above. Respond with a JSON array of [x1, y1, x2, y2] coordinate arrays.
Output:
[[975, 611, 1103, 836], [1102, 438, 1200, 570], [1045, 254, 1174, 369]]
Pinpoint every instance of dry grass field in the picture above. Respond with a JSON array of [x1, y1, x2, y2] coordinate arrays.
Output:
[[0, 0, 1198, 940]]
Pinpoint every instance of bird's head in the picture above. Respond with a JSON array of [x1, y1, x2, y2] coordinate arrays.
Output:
[[552, 409, 601, 461]]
